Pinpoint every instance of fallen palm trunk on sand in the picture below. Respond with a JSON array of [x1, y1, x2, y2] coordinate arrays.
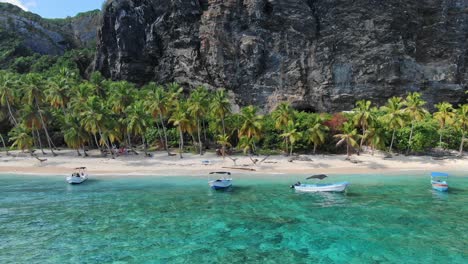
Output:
[[222, 167, 256, 171]]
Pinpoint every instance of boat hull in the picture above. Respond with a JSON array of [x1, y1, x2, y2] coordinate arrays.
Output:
[[294, 182, 349, 193], [208, 179, 232, 190], [66, 176, 88, 184], [431, 180, 448, 192]]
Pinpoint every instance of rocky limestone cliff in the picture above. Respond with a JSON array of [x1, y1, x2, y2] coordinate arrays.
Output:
[[0, 3, 100, 56], [94, 0, 467, 111]]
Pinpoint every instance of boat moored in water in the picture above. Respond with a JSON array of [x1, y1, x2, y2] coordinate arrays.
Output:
[[291, 174, 349, 192], [431, 172, 448, 192], [208, 171, 232, 190], [292, 182, 350, 192], [66, 167, 88, 184]]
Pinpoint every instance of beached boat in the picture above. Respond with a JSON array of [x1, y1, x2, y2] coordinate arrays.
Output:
[[66, 167, 88, 184], [208, 171, 232, 190], [431, 172, 448, 192], [291, 174, 349, 192]]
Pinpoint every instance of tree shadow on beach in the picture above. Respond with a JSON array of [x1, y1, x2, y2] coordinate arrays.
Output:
[[362, 161, 388, 170]]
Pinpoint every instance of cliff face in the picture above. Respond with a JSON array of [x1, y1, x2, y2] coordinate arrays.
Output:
[[0, 3, 100, 56], [96, 0, 467, 111]]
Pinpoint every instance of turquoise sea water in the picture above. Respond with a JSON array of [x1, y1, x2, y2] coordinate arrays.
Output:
[[0, 172, 467, 263]]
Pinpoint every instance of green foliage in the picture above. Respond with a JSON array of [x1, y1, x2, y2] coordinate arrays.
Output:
[[395, 118, 439, 152], [0, 64, 466, 157]]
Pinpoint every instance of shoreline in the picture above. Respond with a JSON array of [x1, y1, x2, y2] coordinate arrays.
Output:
[[1, 149, 467, 177]]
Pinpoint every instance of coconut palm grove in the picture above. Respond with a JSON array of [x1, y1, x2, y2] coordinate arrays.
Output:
[[0, 57, 467, 158]]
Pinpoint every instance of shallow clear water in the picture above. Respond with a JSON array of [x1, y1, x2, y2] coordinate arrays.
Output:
[[1, 172, 467, 263]]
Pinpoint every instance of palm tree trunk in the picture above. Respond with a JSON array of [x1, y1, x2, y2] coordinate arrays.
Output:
[[285, 138, 289, 156], [31, 128, 38, 150], [178, 126, 184, 159], [439, 132, 443, 147], [143, 136, 148, 157], [76, 148, 81, 156], [35, 99, 56, 156], [346, 139, 350, 158], [93, 133, 101, 152], [203, 119, 207, 143], [154, 120, 164, 150], [82, 144, 88, 157], [35, 128, 46, 155], [407, 122, 415, 154], [197, 118, 203, 155], [98, 128, 114, 159], [290, 142, 293, 156], [190, 134, 197, 153], [459, 131, 465, 156], [158, 113, 170, 155], [107, 138, 115, 158], [389, 130, 396, 153], [358, 131, 365, 154], [127, 133, 138, 155], [313, 143, 317, 154], [221, 116, 226, 137], [0, 134, 8, 155], [5, 99, 18, 126]]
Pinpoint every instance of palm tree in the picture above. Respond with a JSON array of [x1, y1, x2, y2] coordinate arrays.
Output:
[[334, 122, 359, 159], [108, 81, 136, 150], [169, 102, 190, 158], [306, 115, 329, 154], [238, 135, 256, 155], [81, 96, 114, 158], [380, 97, 405, 153], [353, 100, 374, 153], [108, 81, 135, 114], [280, 120, 302, 156], [166, 82, 183, 105], [403, 92, 428, 153], [20, 104, 44, 154], [272, 102, 294, 153], [455, 104, 468, 156], [124, 100, 151, 156], [0, 133, 8, 156], [210, 88, 231, 137], [8, 124, 33, 154], [363, 125, 386, 155], [188, 86, 209, 155], [69, 82, 96, 107], [272, 102, 293, 129], [145, 83, 171, 155], [46, 70, 73, 112], [239, 106, 263, 153], [434, 102, 455, 147], [0, 71, 19, 126], [216, 134, 232, 159], [22, 73, 57, 156], [63, 114, 88, 156]]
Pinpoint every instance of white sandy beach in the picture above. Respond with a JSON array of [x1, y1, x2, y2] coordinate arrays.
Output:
[[0, 149, 467, 176]]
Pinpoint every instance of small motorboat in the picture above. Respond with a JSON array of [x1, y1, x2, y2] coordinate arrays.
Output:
[[66, 167, 88, 184], [291, 174, 349, 193], [431, 172, 448, 192], [208, 171, 232, 190]]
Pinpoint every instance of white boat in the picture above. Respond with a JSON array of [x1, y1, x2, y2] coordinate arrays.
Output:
[[291, 174, 349, 192], [208, 171, 232, 190], [66, 167, 88, 184], [292, 182, 349, 192]]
